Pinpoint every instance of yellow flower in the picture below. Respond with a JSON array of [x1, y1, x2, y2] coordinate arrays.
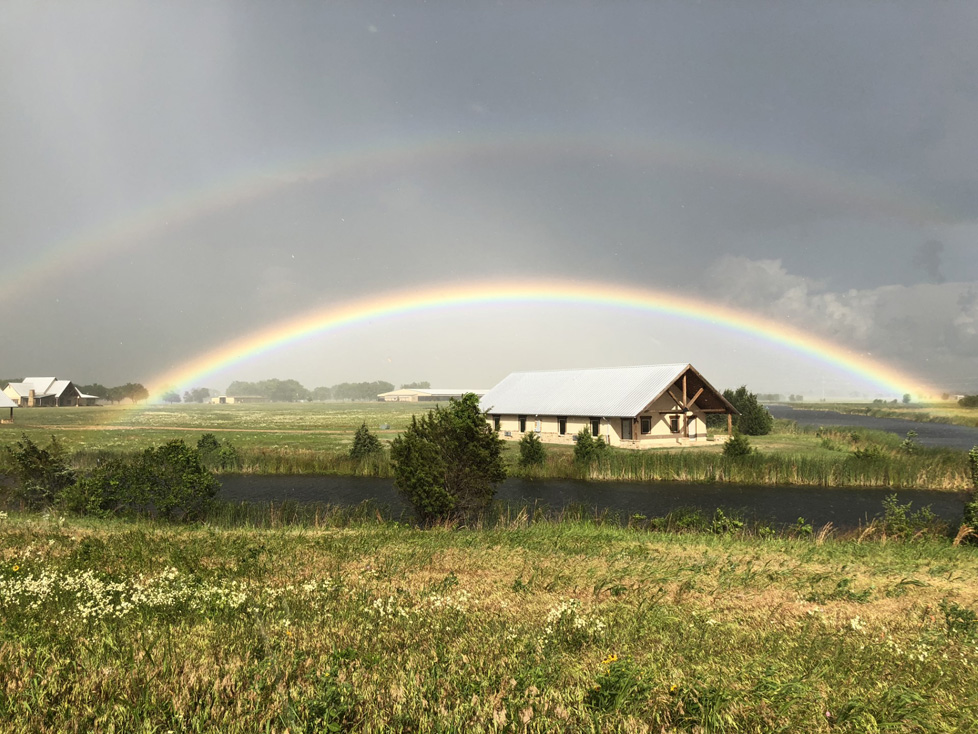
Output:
[[601, 653, 618, 665], [11, 565, 19, 572]]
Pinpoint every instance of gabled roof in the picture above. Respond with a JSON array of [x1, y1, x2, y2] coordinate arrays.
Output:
[[0, 393, 17, 409], [5, 378, 58, 398], [5, 378, 83, 399], [480, 364, 736, 418]]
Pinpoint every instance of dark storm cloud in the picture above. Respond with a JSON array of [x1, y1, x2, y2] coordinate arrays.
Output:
[[1, 1, 977, 392]]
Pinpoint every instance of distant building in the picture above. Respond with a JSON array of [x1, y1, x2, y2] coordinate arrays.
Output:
[[0, 391, 16, 422], [480, 363, 737, 449], [3, 377, 99, 407], [377, 388, 488, 402], [210, 395, 269, 404]]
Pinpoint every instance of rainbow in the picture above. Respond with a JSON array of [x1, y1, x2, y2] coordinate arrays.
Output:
[[3, 133, 949, 307], [141, 278, 937, 402]]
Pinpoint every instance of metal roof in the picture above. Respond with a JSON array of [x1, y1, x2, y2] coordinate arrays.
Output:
[[0, 393, 17, 409], [480, 364, 693, 417], [5, 378, 58, 397], [378, 388, 489, 397]]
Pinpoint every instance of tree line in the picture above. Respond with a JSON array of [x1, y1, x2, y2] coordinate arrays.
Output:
[[76, 383, 149, 404]]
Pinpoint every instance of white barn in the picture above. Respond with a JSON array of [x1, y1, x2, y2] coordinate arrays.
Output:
[[480, 364, 738, 449]]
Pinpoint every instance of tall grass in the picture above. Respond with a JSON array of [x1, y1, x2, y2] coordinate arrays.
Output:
[[1, 511, 976, 732]]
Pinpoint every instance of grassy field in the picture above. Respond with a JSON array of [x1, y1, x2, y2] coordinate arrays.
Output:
[[1, 403, 975, 489], [1, 510, 976, 732]]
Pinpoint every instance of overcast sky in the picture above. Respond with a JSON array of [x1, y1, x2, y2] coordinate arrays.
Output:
[[2, 1, 977, 398]]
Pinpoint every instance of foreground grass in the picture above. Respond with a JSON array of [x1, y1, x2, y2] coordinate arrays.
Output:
[[1, 511, 977, 732]]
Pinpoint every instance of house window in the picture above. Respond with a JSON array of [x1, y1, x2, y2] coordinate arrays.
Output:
[[669, 415, 680, 433], [641, 417, 652, 434], [518, 415, 526, 432], [535, 419, 541, 433], [621, 419, 633, 440], [558, 417, 567, 435], [493, 415, 500, 431], [590, 418, 600, 436]]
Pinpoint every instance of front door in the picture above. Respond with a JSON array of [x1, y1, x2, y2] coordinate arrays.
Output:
[[621, 418, 632, 440]]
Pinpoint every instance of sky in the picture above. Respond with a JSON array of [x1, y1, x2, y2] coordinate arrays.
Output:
[[2, 1, 977, 399]]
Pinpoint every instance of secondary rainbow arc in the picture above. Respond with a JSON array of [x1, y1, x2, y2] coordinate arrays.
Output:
[[141, 278, 937, 403], [4, 132, 949, 307]]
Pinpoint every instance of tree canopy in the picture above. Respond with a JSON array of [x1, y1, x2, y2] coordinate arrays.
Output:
[[722, 386, 774, 436], [390, 393, 505, 522]]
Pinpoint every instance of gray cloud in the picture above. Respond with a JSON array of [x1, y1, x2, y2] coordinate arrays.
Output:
[[2, 2, 978, 395]]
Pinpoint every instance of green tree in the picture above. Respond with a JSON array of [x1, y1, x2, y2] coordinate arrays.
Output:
[[311, 386, 334, 401], [723, 432, 754, 457], [349, 422, 382, 461], [573, 429, 607, 464], [183, 387, 211, 403], [400, 381, 431, 389], [903, 393, 912, 404], [959, 395, 978, 408], [518, 430, 546, 467], [723, 386, 774, 436], [390, 393, 505, 522], [161, 390, 181, 403], [77, 383, 109, 399]]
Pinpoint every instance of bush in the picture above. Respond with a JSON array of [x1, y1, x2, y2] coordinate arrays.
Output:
[[349, 422, 382, 461], [958, 395, 978, 408], [61, 441, 220, 521], [879, 494, 943, 539], [390, 394, 506, 522], [197, 433, 239, 471], [573, 429, 607, 464], [970, 446, 978, 489], [722, 432, 753, 457], [4, 435, 75, 508], [517, 430, 546, 467]]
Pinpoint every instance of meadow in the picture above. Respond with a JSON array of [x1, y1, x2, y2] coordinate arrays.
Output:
[[1, 508, 976, 732], [0, 403, 975, 489]]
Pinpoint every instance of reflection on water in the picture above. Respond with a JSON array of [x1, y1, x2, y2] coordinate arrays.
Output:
[[219, 474, 968, 530]]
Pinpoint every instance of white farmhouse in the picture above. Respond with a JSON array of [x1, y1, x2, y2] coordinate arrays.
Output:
[[480, 364, 738, 448]]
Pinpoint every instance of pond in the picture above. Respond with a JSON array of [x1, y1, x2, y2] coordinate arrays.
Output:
[[218, 474, 969, 530], [768, 405, 978, 451]]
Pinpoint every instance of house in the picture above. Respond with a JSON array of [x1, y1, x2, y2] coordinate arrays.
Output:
[[377, 388, 488, 402], [0, 392, 16, 422], [479, 364, 738, 449], [3, 377, 99, 407], [210, 395, 268, 404]]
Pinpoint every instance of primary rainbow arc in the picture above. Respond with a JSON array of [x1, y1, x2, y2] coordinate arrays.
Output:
[[142, 278, 936, 402]]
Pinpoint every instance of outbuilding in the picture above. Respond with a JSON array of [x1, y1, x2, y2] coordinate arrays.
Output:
[[0, 392, 16, 422], [480, 363, 738, 448], [377, 388, 488, 402]]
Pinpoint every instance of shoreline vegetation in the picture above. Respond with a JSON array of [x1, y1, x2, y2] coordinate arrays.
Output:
[[0, 403, 975, 490], [1, 509, 976, 731]]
